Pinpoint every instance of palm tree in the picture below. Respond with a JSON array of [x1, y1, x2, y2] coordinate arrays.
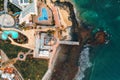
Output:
[[47, 30, 55, 36]]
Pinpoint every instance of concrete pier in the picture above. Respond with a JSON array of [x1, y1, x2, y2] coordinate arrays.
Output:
[[59, 41, 79, 45]]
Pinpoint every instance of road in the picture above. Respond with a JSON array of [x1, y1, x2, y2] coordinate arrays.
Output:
[[42, 42, 61, 80]]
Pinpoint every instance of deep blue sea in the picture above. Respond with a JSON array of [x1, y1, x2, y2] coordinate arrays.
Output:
[[72, 0, 120, 80]]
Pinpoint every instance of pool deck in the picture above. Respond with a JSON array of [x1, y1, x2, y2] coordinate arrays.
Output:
[[33, 2, 53, 25]]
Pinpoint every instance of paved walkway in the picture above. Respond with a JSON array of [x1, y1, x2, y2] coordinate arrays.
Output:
[[0, 14, 15, 27], [1, 27, 56, 49], [4, 0, 8, 12], [17, 50, 33, 61]]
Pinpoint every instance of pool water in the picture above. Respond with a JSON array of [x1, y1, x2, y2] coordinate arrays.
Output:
[[13, 12, 21, 16], [1, 30, 19, 40], [38, 8, 48, 21]]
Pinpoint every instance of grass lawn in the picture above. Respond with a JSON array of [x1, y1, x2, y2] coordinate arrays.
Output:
[[0, 41, 48, 80], [15, 57, 48, 80]]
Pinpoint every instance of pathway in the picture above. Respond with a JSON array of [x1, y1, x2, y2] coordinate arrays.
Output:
[[0, 50, 24, 80], [1, 27, 56, 49], [4, 0, 8, 12]]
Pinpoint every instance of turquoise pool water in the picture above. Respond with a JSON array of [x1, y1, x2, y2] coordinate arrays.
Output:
[[1, 30, 19, 40], [38, 8, 48, 21], [72, 0, 120, 80], [13, 12, 21, 16]]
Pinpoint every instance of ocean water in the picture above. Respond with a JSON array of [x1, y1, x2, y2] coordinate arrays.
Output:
[[72, 0, 120, 80]]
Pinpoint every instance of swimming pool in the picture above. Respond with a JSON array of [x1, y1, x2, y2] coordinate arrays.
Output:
[[1, 30, 19, 40], [38, 8, 48, 21], [13, 12, 21, 16]]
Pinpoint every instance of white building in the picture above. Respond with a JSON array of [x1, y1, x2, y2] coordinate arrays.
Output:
[[1, 73, 15, 80], [39, 50, 50, 58], [10, 0, 38, 24], [9, 0, 30, 9], [34, 33, 51, 59]]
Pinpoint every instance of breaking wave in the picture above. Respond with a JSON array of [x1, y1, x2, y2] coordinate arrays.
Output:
[[75, 46, 92, 80]]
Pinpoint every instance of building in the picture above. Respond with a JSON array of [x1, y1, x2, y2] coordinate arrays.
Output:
[[34, 32, 54, 59], [4, 67, 14, 74], [9, 0, 30, 9], [1, 73, 15, 80], [10, 0, 38, 24], [1, 67, 15, 80]]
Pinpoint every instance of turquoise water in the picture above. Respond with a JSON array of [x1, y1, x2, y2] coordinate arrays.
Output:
[[73, 0, 120, 80], [38, 8, 48, 21], [13, 12, 21, 16], [1, 30, 19, 40]]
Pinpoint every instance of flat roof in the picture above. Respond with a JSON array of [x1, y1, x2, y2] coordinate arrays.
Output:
[[0, 14, 15, 27], [21, 2, 36, 18], [39, 50, 50, 57]]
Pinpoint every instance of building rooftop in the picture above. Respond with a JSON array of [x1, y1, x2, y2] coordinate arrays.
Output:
[[0, 14, 15, 27], [10, 0, 19, 5], [39, 49, 50, 58], [4, 67, 14, 74], [21, 2, 36, 18], [34, 33, 51, 58]]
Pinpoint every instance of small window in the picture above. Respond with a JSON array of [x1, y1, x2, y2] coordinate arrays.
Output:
[[20, 0, 23, 3], [24, 0, 29, 3]]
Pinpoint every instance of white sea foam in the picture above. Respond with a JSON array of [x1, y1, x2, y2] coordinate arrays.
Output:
[[74, 46, 92, 80]]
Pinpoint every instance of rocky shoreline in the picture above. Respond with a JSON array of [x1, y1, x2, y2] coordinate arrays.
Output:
[[50, 1, 91, 80], [50, 0, 108, 80]]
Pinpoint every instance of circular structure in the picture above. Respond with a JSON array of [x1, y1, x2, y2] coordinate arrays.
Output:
[[19, 54, 24, 59], [0, 14, 15, 27], [17, 52, 26, 61]]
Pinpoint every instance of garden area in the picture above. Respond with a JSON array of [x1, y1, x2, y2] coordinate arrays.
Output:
[[13, 32, 28, 44], [0, 0, 4, 11], [0, 41, 48, 80], [15, 56, 48, 80]]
